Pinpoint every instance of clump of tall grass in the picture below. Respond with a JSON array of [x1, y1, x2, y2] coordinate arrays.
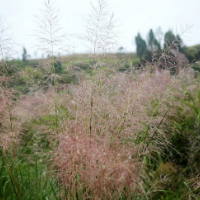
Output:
[[34, 0, 72, 147], [53, 68, 185, 199], [0, 17, 20, 150], [0, 88, 20, 150], [0, 7, 63, 199]]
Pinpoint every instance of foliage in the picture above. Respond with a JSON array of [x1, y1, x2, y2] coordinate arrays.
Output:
[[147, 29, 161, 51], [22, 47, 30, 63], [135, 33, 147, 61], [182, 44, 200, 62], [0, 153, 58, 200]]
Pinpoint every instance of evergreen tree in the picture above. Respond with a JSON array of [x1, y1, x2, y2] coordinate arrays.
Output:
[[164, 31, 175, 49], [135, 33, 147, 61], [164, 31, 183, 51], [22, 47, 29, 62], [147, 29, 161, 51]]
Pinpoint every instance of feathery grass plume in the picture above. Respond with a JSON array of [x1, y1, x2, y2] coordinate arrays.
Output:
[[34, 0, 69, 58], [79, 0, 119, 148], [0, 16, 23, 200], [0, 88, 20, 150], [0, 16, 20, 150], [34, 0, 71, 143], [54, 133, 139, 199], [0, 17, 17, 60], [81, 0, 118, 64]]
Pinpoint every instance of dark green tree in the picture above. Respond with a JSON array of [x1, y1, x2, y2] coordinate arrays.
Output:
[[22, 47, 29, 62], [135, 33, 147, 61], [118, 46, 124, 53], [164, 31, 175, 49], [147, 29, 161, 51], [164, 31, 183, 51], [54, 60, 63, 74], [176, 34, 184, 52]]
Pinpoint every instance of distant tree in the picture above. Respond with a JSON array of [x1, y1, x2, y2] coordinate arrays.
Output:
[[164, 31, 183, 51], [182, 44, 200, 62], [135, 33, 147, 61], [147, 29, 161, 51], [22, 47, 30, 62], [54, 60, 63, 74], [118, 46, 124, 53], [164, 31, 175, 49], [176, 34, 184, 52]]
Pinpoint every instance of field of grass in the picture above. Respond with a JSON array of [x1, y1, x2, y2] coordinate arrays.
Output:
[[1, 52, 200, 199], [1, 0, 200, 199]]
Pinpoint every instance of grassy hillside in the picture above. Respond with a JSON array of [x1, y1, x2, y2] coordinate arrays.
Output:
[[1, 51, 200, 199], [1, 0, 200, 199]]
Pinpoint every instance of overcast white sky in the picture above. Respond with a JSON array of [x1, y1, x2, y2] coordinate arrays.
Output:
[[0, 0, 200, 59]]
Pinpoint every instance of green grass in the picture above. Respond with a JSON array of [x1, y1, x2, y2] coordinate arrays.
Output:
[[0, 152, 58, 200]]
